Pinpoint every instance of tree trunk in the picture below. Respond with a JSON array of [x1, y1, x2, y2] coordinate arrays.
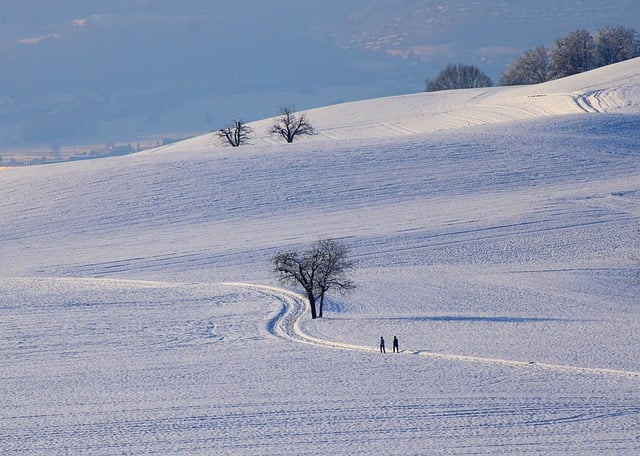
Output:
[[306, 291, 318, 319], [318, 292, 325, 318]]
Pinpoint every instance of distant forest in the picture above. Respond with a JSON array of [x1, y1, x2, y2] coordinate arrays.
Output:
[[427, 26, 640, 91]]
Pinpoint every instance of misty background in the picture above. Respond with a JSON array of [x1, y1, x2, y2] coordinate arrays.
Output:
[[1, 0, 638, 151]]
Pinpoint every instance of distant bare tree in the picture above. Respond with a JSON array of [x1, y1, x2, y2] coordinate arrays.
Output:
[[500, 46, 552, 86], [271, 106, 315, 143], [218, 118, 254, 147], [594, 26, 640, 66], [551, 29, 596, 79], [273, 238, 356, 319], [426, 64, 493, 92]]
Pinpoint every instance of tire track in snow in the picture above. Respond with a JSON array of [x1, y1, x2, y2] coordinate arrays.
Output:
[[574, 92, 601, 113], [225, 282, 640, 378], [223, 282, 375, 351]]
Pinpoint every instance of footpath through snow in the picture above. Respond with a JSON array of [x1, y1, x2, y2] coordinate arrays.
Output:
[[225, 282, 640, 379]]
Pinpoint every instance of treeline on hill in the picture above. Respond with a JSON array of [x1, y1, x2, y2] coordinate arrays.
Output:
[[426, 26, 640, 91]]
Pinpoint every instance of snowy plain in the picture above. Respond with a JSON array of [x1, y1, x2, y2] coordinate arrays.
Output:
[[1, 57, 640, 454]]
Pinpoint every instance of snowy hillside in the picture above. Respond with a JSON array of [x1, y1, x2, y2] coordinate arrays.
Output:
[[1, 59, 640, 454], [173, 57, 640, 145]]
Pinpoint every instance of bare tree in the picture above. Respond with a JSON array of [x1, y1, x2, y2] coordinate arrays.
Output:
[[273, 238, 356, 319], [313, 238, 357, 318], [218, 118, 254, 147], [500, 46, 552, 86], [271, 106, 315, 143], [551, 29, 596, 79], [594, 26, 640, 67], [426, 64, 493, 92]]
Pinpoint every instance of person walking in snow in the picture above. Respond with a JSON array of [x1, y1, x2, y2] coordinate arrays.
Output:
[[392, 336, 399, 353], [379, 336, 386, 353]]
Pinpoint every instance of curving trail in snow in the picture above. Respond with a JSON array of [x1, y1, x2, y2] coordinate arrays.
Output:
[[222, 282, 368, 351], [225, 282, 640, 379]]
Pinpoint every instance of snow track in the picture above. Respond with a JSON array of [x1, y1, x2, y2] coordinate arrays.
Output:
[[224, 282, 370, 351], [227, 282, 640, 379]]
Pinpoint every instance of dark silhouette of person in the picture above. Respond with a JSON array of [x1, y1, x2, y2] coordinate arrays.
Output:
[[379, 336, 386, 353], [393, 336, 399, 353]]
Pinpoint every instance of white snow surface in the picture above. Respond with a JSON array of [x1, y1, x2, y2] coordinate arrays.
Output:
[[1, 58, 640, 454]]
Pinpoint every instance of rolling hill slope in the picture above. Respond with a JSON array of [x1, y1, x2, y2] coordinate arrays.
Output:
[[168, 57, 640, 145], [1, 59, 639, 454]]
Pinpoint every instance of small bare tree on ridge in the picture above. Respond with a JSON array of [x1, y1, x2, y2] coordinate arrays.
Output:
[[218, 118, 254, 147], [270, 106, 315, 143]]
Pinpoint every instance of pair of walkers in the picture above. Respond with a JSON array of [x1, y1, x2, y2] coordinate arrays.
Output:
[[379, 336, 399, 353]]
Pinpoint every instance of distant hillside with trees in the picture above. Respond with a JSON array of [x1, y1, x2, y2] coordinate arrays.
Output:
[[426, 26, 639, 92], [500, 26, 640, 86]]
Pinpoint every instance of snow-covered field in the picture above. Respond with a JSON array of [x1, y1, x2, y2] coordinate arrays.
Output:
[[1, 58, 640, 454]]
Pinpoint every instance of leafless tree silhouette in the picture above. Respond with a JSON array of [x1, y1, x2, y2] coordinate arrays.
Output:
[[218, 118, 254, 147], [270, 106, 315, 143], [273, 238, 355, 319]]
